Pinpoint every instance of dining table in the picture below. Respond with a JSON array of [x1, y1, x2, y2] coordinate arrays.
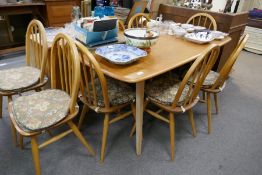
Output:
[[45, 29, 231, 155]]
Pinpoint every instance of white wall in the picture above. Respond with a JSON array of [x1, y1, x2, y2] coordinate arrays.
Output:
[[210, 0, 227, 12], [210, 0, 240, 13]]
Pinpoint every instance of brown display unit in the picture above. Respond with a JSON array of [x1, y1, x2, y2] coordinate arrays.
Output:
[[158, 4, 248, 71], [0, 2, 46, 55], [44, 0, 77, 27]]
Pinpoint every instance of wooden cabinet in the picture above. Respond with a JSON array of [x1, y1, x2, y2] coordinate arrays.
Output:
[[45, 0, 77, 27]]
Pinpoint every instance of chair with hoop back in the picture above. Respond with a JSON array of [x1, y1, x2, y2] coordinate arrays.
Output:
[[76, 41, 136, 162], [143, 44, 220, 160], [8, 33, 95, 175], [0, 19, 48, 145], [187, 13, 217, 30], [127, 13, 151, 29], [200, 34, 249, 134]]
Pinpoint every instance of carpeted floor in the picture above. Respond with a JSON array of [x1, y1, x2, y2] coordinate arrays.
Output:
[[0, 51, 261, 175]]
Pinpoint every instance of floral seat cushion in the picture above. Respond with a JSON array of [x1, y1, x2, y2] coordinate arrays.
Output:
[[12, 89, 71, 131], [0, 66, 40, 92], [86, 77, 135, 107], [145, 77, 190, 106], [202, 70, 219, 86]]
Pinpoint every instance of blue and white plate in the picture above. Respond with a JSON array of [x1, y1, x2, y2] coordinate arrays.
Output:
[[95, 44, 147, 65], [184, 32, 214, 44]]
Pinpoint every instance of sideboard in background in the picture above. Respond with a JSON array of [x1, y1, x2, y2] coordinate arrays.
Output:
[[158, 4, 249, 71]]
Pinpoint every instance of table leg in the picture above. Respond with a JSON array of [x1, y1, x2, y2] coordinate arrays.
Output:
[[136, 81, 145, 155]]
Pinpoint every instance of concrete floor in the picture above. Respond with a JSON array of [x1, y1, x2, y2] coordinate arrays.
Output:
[[0, 51, 261, 175]]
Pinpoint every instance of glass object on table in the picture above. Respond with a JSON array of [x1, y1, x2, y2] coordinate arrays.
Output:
[[64, 23, 77, 39], [72, 6, 80, 22], [45, 27, 64, 43], [45, 23, 76, 44], [159, 21, 170, 35]]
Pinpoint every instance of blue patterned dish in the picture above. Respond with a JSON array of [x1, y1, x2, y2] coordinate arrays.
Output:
[[95, 44, 147, 65]]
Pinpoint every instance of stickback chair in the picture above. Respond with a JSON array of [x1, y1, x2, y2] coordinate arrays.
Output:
[[76, 41, 136, 162], [201, 34, 249, 134], [127, 13, 151, 29], [144, 44, 220, 160], [187, 13, 217, 30], [0, 19, 48, 145], [8, 33, 95, 175]]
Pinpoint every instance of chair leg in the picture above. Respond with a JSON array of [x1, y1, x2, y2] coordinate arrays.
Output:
[[202, 91, 206, 101], [68, 121, 95, 156], [10, 123, 18, 146], [7, 96, 18, 146], [101, 113, 110, 163], [78, 104, 89, 129], [207, 93, 212, 134], [188, 109, 196, 137], [31, 136, 41, 175], [129, 103, 136, 137], [0, 95, 2, 118], [214, 93, 219, 114], [20, 134, 24, 149], [129, 124, 136, 138], [169, 113, 175, 161]]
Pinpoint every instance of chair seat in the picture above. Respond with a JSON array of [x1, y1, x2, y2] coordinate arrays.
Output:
[[203, 70, 219, 86], [0, 66, 40, 92], [145, 77, 190, 106], [13, 89, 71, 131], [88, 77, 135, 107]]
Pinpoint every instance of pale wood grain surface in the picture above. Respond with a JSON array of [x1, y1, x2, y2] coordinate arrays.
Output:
[[94, 34, 231, 83]]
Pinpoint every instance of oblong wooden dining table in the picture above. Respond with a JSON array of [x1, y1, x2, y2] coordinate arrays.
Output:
[[46, 31, 231, 156]]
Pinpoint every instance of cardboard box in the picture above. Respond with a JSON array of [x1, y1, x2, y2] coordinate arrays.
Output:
[[74, 23, 118, 47]]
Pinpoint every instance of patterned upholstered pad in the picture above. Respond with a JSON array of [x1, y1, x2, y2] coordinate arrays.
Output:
[[87, 77, 135, 107], [0, 66, 40, 92], [145, 77, 190, 106], [203, 70, 220, 86], [13, 89, 71, 131]]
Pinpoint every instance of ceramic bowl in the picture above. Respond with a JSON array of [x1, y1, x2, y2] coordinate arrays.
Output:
[[194, 26, 206, 30], [211, 31, 224, 38], [124, 28, 159, 49], [211, 31, 228, 40], [186, 28, 195, 33], [181, 23, 194, 29], [173, 28, 187, 37]]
